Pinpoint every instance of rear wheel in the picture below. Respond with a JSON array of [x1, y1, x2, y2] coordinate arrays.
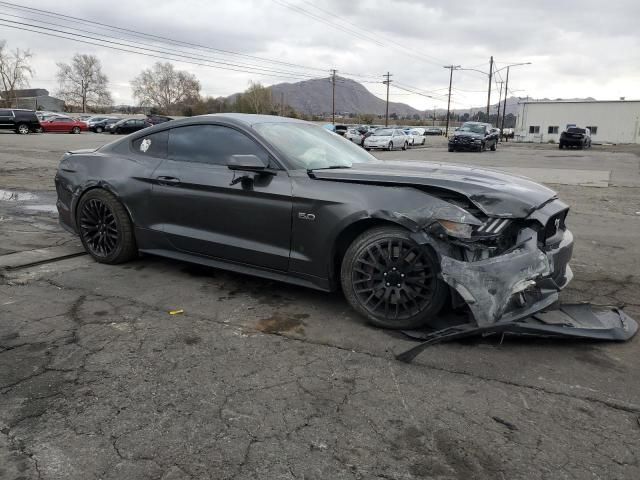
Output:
[[72, 126, 81, 134], [77, 189, 137, 264], [95, 126, 103, 133], [341, 227, 448, 329], [16, 123, 29, 135], [402, 142, 408, 151]]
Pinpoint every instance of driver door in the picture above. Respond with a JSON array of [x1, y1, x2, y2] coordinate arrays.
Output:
[[150, 124, 293, 271]]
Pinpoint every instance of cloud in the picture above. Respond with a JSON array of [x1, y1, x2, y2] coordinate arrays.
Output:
[[0, 0, 638, 109]]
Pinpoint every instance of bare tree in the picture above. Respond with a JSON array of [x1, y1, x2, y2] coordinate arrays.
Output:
[[243, 81, 272, 114], [0, 40, 34, 107], [56, 54, 112, 113], [131, 62, 200, 115]]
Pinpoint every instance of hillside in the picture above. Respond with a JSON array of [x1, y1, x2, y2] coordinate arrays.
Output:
[[229, 76, 422, 117]]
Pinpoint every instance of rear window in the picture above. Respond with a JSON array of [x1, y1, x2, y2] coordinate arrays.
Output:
[[567, 128, 585, 134]]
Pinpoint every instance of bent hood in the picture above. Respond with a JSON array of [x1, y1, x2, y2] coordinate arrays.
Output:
[[310, 161, 557, 218]]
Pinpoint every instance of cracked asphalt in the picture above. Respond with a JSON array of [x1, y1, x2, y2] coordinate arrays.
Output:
[[1, 132, 640, 479]]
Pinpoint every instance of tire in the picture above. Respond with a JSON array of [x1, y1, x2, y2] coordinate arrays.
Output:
[[559, 144, 563, 149], [365, 148, 371, 151], [77, 189, 137, 264], [402, 142, 408, 151], [422, 139, 425, 145], [340, 226, 448, 329], [388, 142, 393, 151], [490, 141, 496, 151], [72, 126, 81, 134], [35, 127, 43, 133], [448, 147, 454, 152], [16, 123, 29, 135], [95, 126, 103, 133]]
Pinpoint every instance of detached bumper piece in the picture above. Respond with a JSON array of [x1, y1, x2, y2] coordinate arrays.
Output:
[[396, 304, 638, 364]]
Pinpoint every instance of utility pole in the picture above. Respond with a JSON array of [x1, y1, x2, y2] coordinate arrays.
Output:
[[501, 66, 510, 141], [486, 56, 493, 118], [280, 91, 284, 117], [443, 65, 460, 137], [495, 80, 504, 130], [330, 69, 337, 124], [433, 106, 436, 126], [383, 72, 392, 127]]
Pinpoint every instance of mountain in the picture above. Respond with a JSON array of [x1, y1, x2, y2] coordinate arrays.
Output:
[[229, 76, 422, 117]]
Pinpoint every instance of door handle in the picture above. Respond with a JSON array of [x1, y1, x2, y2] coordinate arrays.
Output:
[[156, 176, 181, 186]]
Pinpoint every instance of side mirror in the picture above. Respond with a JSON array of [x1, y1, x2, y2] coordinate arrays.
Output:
[[227, 154, 267, 172]]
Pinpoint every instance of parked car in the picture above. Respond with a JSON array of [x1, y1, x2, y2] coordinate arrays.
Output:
[[90, 118, 120, 133], [448, 122, 498, 152], [146, 115, 173, 125], [55, 114, 574, 330], [39, 116, 87, 134], [345, 128, 364, 145], [334, 124, 349, 137], [109, 118, 151, 135], [0, 108, 41, 134], [406, 128, 426, 146], [559, 127, 591, 149], [364, 128, 408, 151], [424, 127, 442, 136]]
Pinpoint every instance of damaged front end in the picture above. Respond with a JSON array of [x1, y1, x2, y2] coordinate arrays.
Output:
[[400, 195, 574, 328]]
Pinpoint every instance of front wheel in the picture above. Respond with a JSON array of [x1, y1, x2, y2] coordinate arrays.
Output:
[[388, 142, 393, 151], [16, 123, 29, 135], [72, 126, 81, 134], [341, 227, 448, 329], [402, 142, 408, 151], [77, 189, 138, 264], [95, 126, 103, 133]]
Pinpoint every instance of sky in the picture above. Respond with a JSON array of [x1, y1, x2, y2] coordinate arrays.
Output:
[[1, 0, 639, 111]]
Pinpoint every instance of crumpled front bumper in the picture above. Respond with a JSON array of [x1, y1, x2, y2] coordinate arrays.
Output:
[[439, 227, 574, 326]]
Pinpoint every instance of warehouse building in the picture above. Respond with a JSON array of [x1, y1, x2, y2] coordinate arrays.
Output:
[[0, 88, 65, 112], [515, 100, 640, 144]]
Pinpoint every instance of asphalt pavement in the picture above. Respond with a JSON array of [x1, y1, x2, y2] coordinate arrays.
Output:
[[1, 131, 640, 479]]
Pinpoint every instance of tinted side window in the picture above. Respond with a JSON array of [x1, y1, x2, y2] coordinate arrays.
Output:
[[131, 130, 169, 158], [168, 125, 268, 166]]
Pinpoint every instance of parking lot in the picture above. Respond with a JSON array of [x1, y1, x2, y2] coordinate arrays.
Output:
[[2, 132, 640, 479]]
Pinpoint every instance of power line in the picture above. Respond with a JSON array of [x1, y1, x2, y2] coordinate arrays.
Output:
[[0, 14, 326, 79], [0, 0, 331, 75], [0, 18, 320, 81]]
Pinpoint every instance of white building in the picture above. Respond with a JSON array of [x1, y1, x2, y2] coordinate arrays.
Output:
[[515, 100, 640, 144]]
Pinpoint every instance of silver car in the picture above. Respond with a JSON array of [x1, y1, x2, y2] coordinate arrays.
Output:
[[364, 128, 408, 151]]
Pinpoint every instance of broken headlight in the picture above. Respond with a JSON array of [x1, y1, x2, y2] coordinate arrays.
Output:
[[436, 220, 474, 239]]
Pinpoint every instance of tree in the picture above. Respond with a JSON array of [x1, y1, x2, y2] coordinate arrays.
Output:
[[131, 62, 200, 115], [243, 81, 272, 114], [56, 54, 112, 112], [0, 40, 33, 107]]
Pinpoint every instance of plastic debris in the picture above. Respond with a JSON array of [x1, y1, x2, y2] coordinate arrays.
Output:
[[169, 309, 184, 315]]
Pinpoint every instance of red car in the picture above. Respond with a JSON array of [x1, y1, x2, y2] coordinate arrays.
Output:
[[40, 117, 87, 134]]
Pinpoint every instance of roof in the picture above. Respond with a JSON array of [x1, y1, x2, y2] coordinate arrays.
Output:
[[519, 99, 640, 105], [1, 88, 50, 98], [204, 113, 306, 126]]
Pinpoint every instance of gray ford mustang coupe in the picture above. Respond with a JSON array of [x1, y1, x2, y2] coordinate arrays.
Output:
[[55, 114, 574, 330]]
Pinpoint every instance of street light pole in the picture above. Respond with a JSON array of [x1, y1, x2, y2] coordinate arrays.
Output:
[[330, 69, 337, 125], [443, 65, 460, 136]]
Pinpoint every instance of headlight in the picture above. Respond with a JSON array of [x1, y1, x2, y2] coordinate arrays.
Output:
[[436, 220, 474, 239]]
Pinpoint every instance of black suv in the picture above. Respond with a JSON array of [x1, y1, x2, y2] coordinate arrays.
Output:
[[0, 108, 41, 134], [448, 121, 498, 152], [559, 127, 591, 149]]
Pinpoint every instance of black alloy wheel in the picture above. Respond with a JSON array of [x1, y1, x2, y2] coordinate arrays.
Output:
[[341, 227, 447, 329], [77, 189, 137, 264]]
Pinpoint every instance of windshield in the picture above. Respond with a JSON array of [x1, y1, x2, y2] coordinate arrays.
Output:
[[373, 129, 393, 136], [459, 123, 486, 134], [254, 122, 379, 170]]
